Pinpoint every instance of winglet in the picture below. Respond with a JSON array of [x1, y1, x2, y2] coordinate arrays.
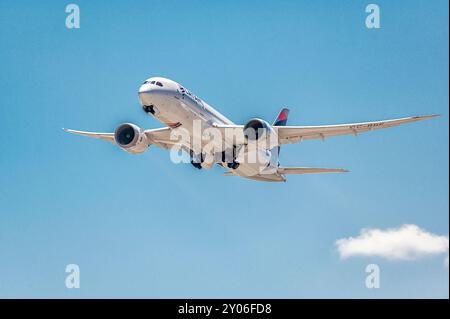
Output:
[[414, 114, 440, 120]]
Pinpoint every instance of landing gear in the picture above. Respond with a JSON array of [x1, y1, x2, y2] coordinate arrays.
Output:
[[190, 152, 203, 170], [222, 148, 240, 170], [190, 150, 240, 170], [227, 162, 240, 169], [191, 161, 202, 169], [143, 104, 155, 115]]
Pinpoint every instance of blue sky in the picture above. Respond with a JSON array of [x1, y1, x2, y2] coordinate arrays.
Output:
[[0, 0, 448, 298]]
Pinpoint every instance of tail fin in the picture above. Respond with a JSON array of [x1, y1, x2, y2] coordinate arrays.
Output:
[[273, 108, 290, 126], [273, 108, 290, 156]]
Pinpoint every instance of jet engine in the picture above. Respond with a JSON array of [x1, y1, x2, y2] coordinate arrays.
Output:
[[243, 118, 276, 143], [114, 123, 149, 154]]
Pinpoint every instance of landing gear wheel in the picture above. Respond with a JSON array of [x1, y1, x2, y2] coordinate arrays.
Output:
[[191, 152, 204, 170], [143, 105, 155, 115], [191, 161, 202, 169], [227, 162, 240, 169]]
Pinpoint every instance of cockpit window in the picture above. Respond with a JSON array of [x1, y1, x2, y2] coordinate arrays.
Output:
[[143, 80, 163, 87]]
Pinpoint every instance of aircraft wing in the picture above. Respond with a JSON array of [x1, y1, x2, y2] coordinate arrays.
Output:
[[275, 115, 438, 144], [213, 115, 437, 147], [63, 127, 174, 149], [65, 115, 437, 150], [63, 128, 115, 143], [144, 127, 176, 149]]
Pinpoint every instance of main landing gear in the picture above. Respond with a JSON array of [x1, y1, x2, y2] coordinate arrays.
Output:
[[190, 151, 240, 170], [190, 152, 203, 170], [221, 150, 240, 169], [227, 162, 240, 169], [191, 161, 202, 170]]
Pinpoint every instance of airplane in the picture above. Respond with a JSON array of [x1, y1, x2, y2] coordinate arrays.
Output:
[[64, 76, 438, 182]]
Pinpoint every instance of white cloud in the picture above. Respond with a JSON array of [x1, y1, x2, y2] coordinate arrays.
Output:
[[336, 224, 449, 262]]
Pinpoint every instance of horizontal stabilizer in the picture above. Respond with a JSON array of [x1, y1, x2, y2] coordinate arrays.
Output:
[[224, 171, 236, 176], [277, 167, 349, 174]]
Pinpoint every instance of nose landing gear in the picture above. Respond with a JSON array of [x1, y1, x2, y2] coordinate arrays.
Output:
[[143, 104, 156, 115]]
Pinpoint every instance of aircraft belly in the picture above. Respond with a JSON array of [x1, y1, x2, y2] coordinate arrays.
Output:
[[153, 97, 186, 128]]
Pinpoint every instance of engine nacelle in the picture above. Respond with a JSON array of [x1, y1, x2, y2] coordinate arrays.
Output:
[[243, 118, 275, 142], [114, 123, 149, 154]]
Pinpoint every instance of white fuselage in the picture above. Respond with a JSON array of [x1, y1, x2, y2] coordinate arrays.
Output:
[[138, 77, 278, 177]]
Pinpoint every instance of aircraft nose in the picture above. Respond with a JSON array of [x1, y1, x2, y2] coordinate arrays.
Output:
[[138, 84, 153, 106], [139, 83, 151, 94]]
